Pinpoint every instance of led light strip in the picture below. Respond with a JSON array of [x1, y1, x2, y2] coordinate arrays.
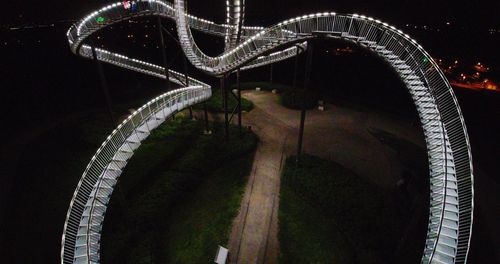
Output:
[[63, 2, 474, 264]]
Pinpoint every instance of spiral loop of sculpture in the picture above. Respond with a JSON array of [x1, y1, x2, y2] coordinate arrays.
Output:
[[62, 1, 473, 263]]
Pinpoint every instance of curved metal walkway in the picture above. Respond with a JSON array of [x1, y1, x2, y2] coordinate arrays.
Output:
[[62, 1, 474, 263]]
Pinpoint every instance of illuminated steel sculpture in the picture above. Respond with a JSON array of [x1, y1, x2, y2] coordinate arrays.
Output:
[[62, 1, 474, 263]]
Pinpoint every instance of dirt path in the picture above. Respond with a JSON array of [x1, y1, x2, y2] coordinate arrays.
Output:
[[227, 93, 294, 264]]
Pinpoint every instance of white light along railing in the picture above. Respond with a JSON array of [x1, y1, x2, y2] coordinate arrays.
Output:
[[225, 0, 246, 50], [177, 7, 472, 264], [64, 1, 474, 263], [172, 9, 473, 263], [66, 0, 297, 73], [61, 86, 211, 264], [67, 0, 262, 54]]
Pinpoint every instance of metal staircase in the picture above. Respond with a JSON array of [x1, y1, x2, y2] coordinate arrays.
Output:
[[62, 1, 474, 264]]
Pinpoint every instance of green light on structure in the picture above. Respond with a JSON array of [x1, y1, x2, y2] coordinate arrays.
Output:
[[96, 17, 105, 23], [423, 57, 429, 63]]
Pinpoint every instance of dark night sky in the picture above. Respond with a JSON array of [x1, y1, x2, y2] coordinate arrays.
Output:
[[2, 0, 499, 30]]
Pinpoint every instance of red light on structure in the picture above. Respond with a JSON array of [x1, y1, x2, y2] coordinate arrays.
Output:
[[123, 1, 131, 10]]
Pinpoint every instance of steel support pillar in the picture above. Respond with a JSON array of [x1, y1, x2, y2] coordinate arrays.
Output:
[[204, 102, 210, 133], [90, 42, 130, 221], [221, 75, 230, 140], [183, 56, 193, 119], [292, 45, 301, 90], [157, 17, 170, 91], [297, 41, 314, 163], [237, 69, 242, 132], [91, 43, 116, 128], [270, 64, 274, 84]]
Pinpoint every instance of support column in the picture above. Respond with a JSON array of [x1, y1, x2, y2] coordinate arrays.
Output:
[[292, 45, 301, 90], [237, 69, 242, 132], [90, 42, 130, 222], [270, 64, 274, 84], [157, 17, 170, 91], [204, 102, 210, 134], [297, 41, 314, 163], [91, 43, 116, 128], [221, 75, 230, 140], [183, 56, 194, 119]]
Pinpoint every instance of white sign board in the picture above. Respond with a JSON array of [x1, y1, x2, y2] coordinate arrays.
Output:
[[214, 246, 229, 264]]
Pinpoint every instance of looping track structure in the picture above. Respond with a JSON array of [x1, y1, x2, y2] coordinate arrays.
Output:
[[62, 1, 474, 263]]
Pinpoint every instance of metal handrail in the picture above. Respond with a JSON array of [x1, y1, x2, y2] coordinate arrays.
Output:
[[171, 7, 472, 262], [63, 1, 474, 263], [61, 86, 211, 264]]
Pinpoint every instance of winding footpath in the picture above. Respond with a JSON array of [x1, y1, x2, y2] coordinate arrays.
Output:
[[227, 92, 294, 264]]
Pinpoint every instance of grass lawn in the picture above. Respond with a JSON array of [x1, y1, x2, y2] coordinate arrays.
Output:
[[163, 156, 253, 262], [279, 154, 414, 264], [101, 116, 258, 263]]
